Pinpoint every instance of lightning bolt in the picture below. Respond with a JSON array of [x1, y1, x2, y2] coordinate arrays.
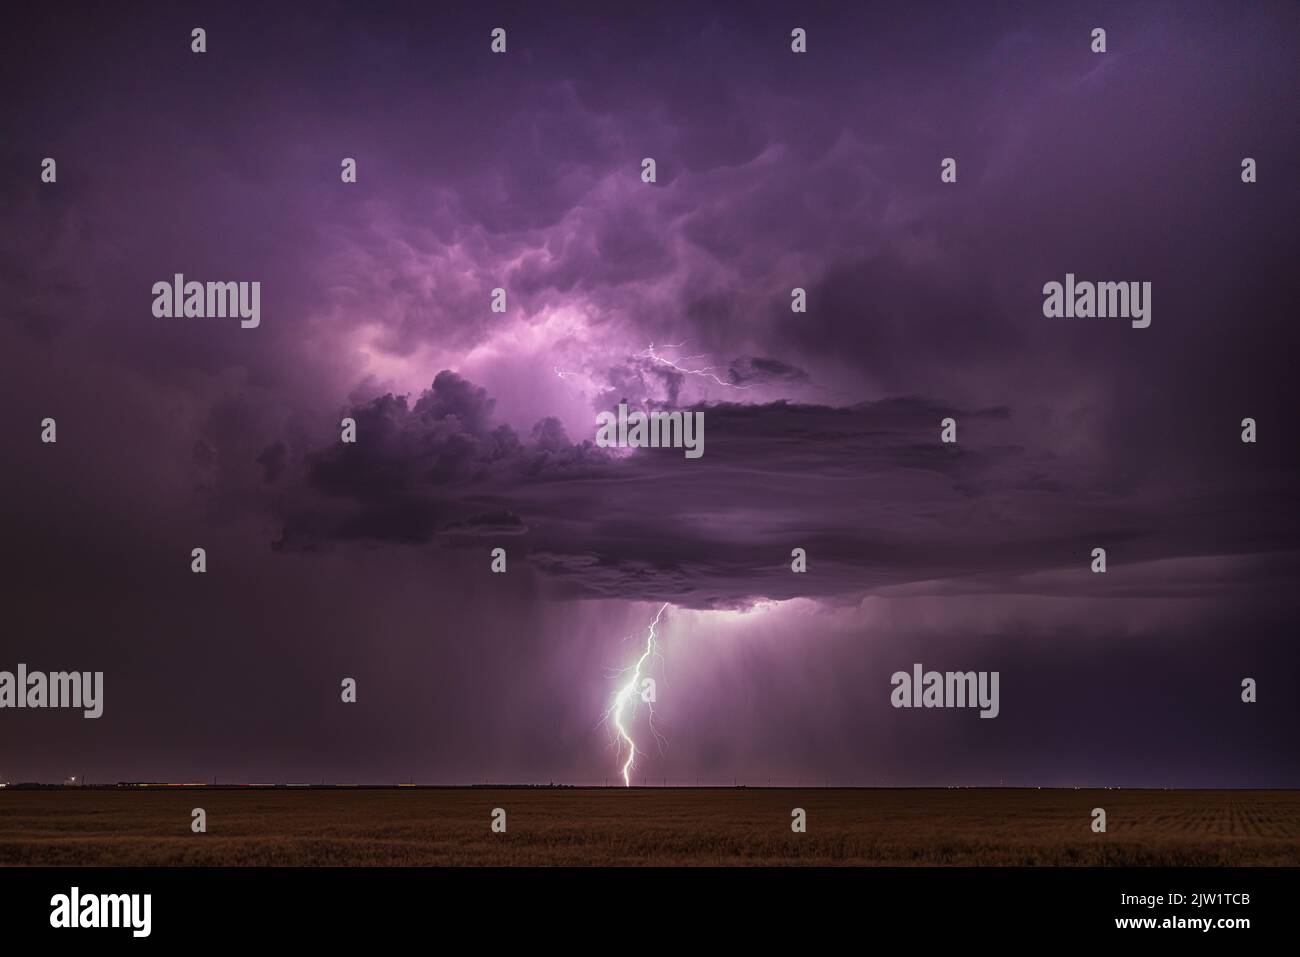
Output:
[[635, 342, 748, 389], [604, 602, 670, 787]]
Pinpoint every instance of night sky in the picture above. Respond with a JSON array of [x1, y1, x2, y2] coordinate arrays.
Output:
[[2, 1, 1298, 787]]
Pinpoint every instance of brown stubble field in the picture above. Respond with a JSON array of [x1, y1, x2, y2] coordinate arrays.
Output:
[[1, 788, 1297, 866]]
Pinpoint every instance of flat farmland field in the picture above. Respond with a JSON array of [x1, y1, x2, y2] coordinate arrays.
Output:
[[1, 788, 1297, 867]]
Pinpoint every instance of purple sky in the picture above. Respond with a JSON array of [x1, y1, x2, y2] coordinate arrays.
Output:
[[2, 1, 1298, 786]]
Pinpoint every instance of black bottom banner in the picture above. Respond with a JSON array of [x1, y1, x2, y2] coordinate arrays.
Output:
[[0, 866, 1288, 943]]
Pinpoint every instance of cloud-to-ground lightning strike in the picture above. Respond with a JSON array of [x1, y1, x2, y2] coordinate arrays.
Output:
[[605, 603, 670, 787], [635, 342, 749, 389]]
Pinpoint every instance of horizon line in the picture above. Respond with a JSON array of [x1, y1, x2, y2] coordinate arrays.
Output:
[[2, 782, 1294, 792]]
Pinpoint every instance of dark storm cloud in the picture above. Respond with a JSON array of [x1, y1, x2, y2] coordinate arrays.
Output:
[[256, 440, 289, 484], [727, 357, 810, 386], [264, 372, 1298, 609], [268, 371, 613, 550]]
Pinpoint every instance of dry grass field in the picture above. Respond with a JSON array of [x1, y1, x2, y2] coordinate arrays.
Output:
[[1, 787, 1297, 866]]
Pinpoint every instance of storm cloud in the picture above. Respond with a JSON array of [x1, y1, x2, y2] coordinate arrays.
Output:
[[1, 0, 1297, 785]]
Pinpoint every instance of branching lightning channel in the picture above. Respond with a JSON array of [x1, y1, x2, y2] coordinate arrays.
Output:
[[635, 342, 748, 389], [604, 602, 670, 787]]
